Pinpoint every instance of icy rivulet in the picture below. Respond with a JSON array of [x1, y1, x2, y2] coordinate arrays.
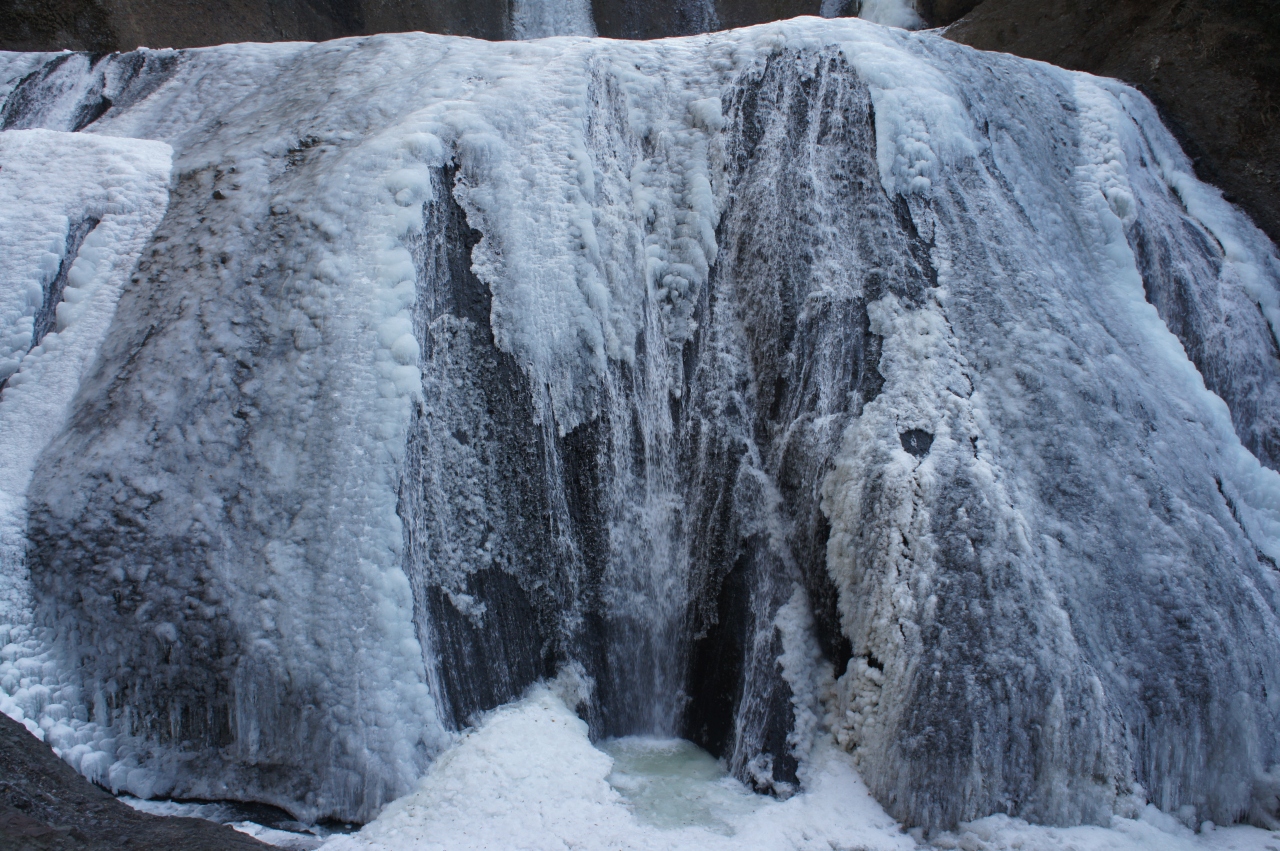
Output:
[[2, 17, 1280, 833]]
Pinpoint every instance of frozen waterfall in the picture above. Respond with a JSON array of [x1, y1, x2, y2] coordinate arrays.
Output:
[[2, 17, 1280, 836]]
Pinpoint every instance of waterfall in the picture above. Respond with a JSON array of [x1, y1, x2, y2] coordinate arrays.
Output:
[[3, 17, 1280, 832], [512, 0, 598, 38]]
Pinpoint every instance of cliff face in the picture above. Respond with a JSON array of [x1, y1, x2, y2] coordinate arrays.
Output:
[[590, 0, 822, 39], [0, 0, 829, 47], [945, 0, 1280, 249]]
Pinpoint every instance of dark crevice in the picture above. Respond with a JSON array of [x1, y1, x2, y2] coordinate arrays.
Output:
[[1, 215, 101, 394], [425, 569, 555, 728], [901, 429, 934, 457], [683, 548, 751, 758], [399, 164, 558, 730], [34, 216, 100, 346]]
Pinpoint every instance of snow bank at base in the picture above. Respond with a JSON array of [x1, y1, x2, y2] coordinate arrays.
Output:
[[321, 688, 1280, 851], [320, 686, 914, 851]]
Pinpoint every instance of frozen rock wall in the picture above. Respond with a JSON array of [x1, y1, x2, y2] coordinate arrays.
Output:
[[2, 18, 1280, 832]]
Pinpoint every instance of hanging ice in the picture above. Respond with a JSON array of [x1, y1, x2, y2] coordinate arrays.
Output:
[[2, 17, 1280, 833]]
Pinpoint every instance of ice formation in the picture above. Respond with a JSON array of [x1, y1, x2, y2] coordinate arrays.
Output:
[[2, 14, 1280, 838], [819, 0, 924, 29]]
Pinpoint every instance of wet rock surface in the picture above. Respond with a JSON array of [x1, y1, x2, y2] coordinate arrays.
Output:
[[0, 711, 269, 851]]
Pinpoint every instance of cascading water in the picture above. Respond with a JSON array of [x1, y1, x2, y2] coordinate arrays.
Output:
[[511, 0, 598, 39], [2, 17, 1280, 838]]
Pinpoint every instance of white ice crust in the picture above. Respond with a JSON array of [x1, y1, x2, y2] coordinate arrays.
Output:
[[512, 0, 597, 39]]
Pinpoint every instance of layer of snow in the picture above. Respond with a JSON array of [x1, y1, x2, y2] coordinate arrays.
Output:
[[320, 685, 915, 851]]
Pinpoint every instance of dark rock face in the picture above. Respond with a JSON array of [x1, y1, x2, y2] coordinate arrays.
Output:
[[0, 712, 269, 851], [712, 0, 819, 30], [591, 0, 720, 39], [899, 429, 931, 456], [400, 167, 559, 729], [946, 0, 1280, 251], [589, 0, 822, 39], [0, 0, 115, 53], [915, 0, 979, 25], [0, 0, 513, 52]]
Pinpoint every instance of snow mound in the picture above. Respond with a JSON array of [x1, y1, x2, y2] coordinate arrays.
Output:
[[321, 686, 915, 851]]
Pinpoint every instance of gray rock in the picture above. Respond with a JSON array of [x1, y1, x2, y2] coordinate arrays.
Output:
[[0, 712, 270, 851]]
